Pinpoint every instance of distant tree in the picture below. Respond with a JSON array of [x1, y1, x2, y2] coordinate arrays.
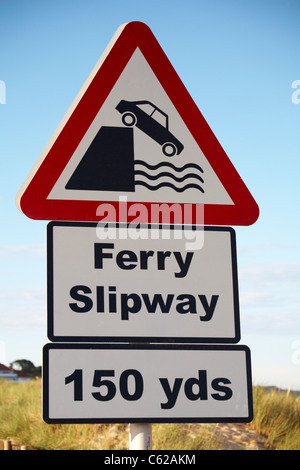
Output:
[[10, 359, 41, 378]]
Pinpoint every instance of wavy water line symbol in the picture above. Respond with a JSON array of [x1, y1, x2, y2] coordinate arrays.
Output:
[[134, 160, 205, 193]]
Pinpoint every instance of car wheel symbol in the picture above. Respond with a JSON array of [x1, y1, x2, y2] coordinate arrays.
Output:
[[122, 112, 137, 127], [162, 142, 177, 157]]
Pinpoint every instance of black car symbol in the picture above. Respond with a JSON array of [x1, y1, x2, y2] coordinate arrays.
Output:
[[116, 100, 184, 157]]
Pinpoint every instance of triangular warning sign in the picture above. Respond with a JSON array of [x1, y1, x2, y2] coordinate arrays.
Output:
[[16, 21, 259, 226]]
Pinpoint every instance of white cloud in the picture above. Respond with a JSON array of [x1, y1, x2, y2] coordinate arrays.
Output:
[[238, 262, 300, 335], [0, 244, 45, 257], [252, 366, 300, 391], [0, 288, 46, 329], [239, 262, 300, 283]]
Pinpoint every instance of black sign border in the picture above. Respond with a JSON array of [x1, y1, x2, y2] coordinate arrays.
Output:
[[47, 222, 241, 344], [43, 343, 253, 424]]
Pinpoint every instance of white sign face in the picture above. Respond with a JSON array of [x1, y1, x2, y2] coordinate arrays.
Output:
[[47, 222, 240, 343], [47, 48, 233, 207], [43, 344, 253, 424]]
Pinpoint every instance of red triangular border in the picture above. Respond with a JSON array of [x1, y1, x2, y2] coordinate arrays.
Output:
[[16, 21, 259, 226]]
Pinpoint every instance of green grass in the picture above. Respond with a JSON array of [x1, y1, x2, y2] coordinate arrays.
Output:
[[0, 379, 299, 450], [250, 386, 300, 450], [152, 423, 222, 450]]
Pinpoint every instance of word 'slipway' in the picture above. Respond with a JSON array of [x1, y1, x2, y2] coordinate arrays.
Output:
[[69, 285, 219, 322]]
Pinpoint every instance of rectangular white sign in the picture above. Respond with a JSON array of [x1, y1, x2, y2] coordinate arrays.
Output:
[[43, 344, 253, 424], [47, 223, 240, 343]]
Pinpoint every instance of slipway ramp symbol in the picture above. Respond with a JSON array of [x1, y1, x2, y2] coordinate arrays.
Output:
[[65, 126, 135, 192], [65, 105, 204, 193]]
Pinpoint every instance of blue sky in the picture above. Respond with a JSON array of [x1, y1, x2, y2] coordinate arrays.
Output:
[[1, 0, 300, 390]]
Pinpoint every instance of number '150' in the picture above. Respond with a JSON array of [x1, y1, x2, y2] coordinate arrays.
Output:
[[65, 369, 143, 402]]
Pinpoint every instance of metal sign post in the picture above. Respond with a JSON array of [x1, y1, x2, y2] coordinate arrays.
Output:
[[129, 423, 152, 450]]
